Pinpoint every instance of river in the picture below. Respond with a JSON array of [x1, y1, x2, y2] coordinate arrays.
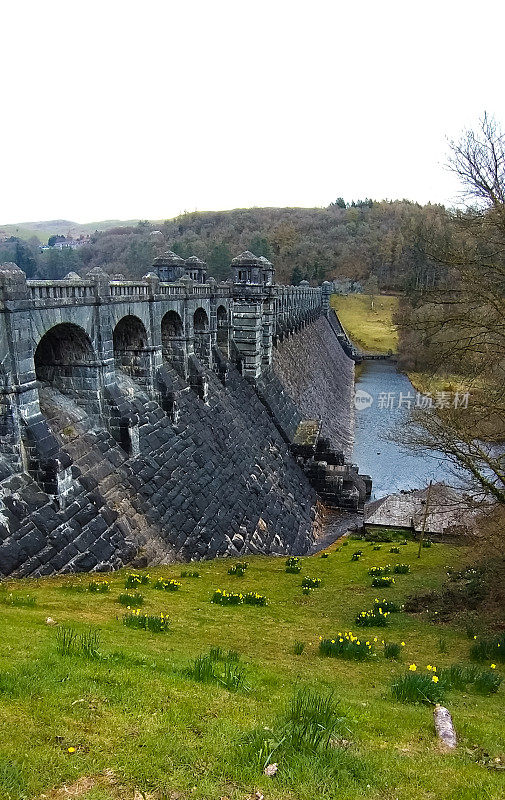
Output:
[[352, 360, 454, 500]]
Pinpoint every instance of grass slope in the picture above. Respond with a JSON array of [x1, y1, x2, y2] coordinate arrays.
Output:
[[331, 294, 399, 354], [0, 542, 503, 800]]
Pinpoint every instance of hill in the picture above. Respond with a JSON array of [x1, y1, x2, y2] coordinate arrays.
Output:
[[0, 200, 450, 287], [0, 218, 143, 243], [1, 540, 504, 800]]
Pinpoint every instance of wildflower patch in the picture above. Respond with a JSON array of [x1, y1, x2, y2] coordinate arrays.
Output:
[[371, 576, 395, 588], [286, 557, 302, 574], [124, 573, 150, 589], [122, 610, 168, 632], [319, 632, 375, 660], [153, 578, 181, 591], [356, 607, 390, 627]]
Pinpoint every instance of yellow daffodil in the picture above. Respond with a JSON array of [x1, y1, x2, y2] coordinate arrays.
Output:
[[409, 663, 417, 671], [67, 747, 76, 754], [491, 664, 497, 669], [432, 675, 439, 683], [401, 642, 405, 646]]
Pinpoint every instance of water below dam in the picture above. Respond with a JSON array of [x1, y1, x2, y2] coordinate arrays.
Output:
[[352, 360, 454, 500]]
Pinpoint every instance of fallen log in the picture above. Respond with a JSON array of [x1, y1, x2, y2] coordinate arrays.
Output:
[[434, 704, 457, 749]]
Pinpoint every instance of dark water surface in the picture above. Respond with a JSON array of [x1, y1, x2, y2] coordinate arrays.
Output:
[[352, 361, 454, 500]]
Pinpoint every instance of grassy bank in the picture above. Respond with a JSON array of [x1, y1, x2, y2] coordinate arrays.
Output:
[[0, 542, 504, 800], [330, 294, 399, 354]]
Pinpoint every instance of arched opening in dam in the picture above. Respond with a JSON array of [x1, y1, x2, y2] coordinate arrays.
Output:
[[193, 307, 210, 365], [161, 310, 185, 375], [113, 315, 150, 389], [34, 323, 101, 416], [216, 305, 229, 357]]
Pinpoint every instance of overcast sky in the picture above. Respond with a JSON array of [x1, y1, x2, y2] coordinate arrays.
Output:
[[2, 0, 504, 224]]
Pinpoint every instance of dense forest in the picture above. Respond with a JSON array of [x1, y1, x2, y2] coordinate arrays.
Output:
[[0, 199, 451, 289]]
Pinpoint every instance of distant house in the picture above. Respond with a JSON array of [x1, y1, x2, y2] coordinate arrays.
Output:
[[364, 484, 483, 539]]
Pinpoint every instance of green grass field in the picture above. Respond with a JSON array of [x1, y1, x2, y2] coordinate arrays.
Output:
[[0, 542, 503, 800], [331, 295, 399, 354]]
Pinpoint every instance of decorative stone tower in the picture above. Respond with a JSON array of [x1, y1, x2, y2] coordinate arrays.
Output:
[[230, 252, 273, 381], [184, 256, 207, 284], [153, 250, 186, 282]]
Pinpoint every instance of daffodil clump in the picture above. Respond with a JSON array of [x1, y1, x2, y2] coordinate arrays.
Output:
[[392, 664, 445, 704], [356, 607, 390, 627], [393, 564, 411, 574], [117, 591, 144, 606], [87, 580, 110, 593], [243, 591, 267, 606], [124, 573, 150, 589], [368, 565, 391, 577], [390, 546, 401, 554], [285, 557, 302, 574], [211, 589, 267, 606], [320, 552, 330, 558], [319, 631, 375, 661], [373, 598, 402, 613], [122, 609, 168, 632], [302, 577, 322, 589], [180, 570, 200, 578], [470, 632, 505, 663], [228, 562, 249, 576], [371, 576, 395, 588], [351, 550, 363, 561], [153, 578, 181, 591]]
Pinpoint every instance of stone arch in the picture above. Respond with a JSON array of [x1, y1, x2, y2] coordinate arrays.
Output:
[[193, 307, 210, 364], [161, 310, 186, 375], [216, 304, 229, 357], [113, 315, 150, 388], [34, 323, 101, 416]]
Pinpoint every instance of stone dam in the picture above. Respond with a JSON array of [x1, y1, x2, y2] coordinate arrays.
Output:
[[0, 251, 370, 577]]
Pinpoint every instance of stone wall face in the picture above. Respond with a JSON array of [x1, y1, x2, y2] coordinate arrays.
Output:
[[272, 316, 355, 457]]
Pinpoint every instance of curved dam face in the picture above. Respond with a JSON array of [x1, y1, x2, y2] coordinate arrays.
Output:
[[0, 261, 366, 578]]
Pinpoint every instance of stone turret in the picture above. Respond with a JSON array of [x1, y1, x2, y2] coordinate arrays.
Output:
[[153, 250, 186, 282], [231, 251, 263, 285], [258, 256, 275, 286], [185, 256, 207, 284]]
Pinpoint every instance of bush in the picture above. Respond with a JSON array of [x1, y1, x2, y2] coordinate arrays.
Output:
[[122, 611, 168, 632], [391, 671, 445, 704], [228, 562, 249, 576], [286, 556, 302, 574], [243, 592, 267, 606], [470, 632, 505, 663], [0, 593, 36, 607], [393, 564, 411, 574], [356, 608, 390, 627], [88, 580, 110, 593], [319, 632, 374, 660], [153, 578, 181, 591], [118, 592, 144, 606], [368, 565, 391, 577], [373, 598, 402, 613], [125, 573, 150, 588], [181, 570, 200, 578], [56, 627, 101, 658], [302, 577, 322, 589], [294, 640, 305, 655], [371, 576, 395, 588], [440, 663, 502, 694], [384, 642, 402, 660]]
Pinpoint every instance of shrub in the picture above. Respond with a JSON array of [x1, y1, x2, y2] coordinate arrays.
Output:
[[319, 632, 374, 660], [368, 565, 391, 577], [286, 556, 302, 574], [125, 573, 150, 588], [243, 592, 267, 606], [390, 546, 400, 554], [117, 592, 144, 607], [88, 580, 110, 593], [122, 611, 168, 632], [393, 564, 411, 574], [371, 576, 395, 588], [440, 663, 502, 694], [384, 642, 402, 660], [188, 651, 246, 691], [373, 598, 402, 613], [470, 632, 505, 663], [153, 578, 181, 591], [391, 671, 445, 704], [0, 593, 36, 607], [56, 627, 101, 658], [181, 570, 200, 578], [302, 577, 322, 589], [356, 608, 390, 627], [294, 640, 305, 655]]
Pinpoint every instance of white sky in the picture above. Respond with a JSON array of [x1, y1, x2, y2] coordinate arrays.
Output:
[[2, 0, 504, 224]]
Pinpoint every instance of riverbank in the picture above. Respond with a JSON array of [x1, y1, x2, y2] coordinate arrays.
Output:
[[331, 293, 399, 354]]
